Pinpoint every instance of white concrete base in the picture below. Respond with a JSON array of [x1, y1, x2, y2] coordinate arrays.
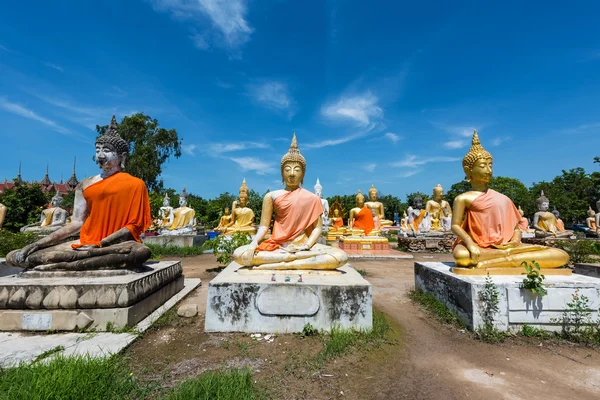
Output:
[[0, 278, 200, 367], [205, 262, 372, 333], [142, 234, 206, 248], [415, 262, 600, 332]]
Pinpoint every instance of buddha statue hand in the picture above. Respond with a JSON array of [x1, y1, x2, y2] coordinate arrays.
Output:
[[237, 241, 258, 265], [491, 241, 519, 250], [467, 244, 480, 264], [10, 243, 40, 265], [284, 243, 310, 253]]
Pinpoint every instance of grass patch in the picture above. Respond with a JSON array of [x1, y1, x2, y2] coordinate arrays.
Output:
[[165, 368, 267, 400], [408, 289, 464, 327], [386, 235, 398, 243], [0, 355, 154, 400], [152, 308, 179, 329], [31, 346, 65, 363], [395, 245, 409, 252], [355, 268, 367, 277], [147, 244, 204, 259]]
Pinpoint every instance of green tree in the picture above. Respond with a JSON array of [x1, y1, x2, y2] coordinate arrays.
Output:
[[378, 194, 404, 222], [445, 176, 532, 214], [0, 181, 49, 232], [445, 180, 471, 207], [594, 156, 599, 165], [406, 192, 430, 207], [96, 113, 182, 191]]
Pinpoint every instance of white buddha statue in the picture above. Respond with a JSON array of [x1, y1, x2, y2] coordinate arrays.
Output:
[[407, 195, 431, 236], [21, 190, 68, 234], [158, 192, 174, 229], [314, 178, 330, 230], [159, 187, 196, 235]]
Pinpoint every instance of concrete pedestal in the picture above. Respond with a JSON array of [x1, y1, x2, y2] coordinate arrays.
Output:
[[415, 262, 600, 332], [143, 234, 207, 248], [0, 261, 184, 331], [574, 263, 600, 278], [205, 262, 372, 333], [398, 235, 455, 253]]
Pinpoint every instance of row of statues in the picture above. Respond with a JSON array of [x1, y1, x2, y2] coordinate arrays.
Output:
[[157, 188, 197, 235], [214, 179, 256, 235]]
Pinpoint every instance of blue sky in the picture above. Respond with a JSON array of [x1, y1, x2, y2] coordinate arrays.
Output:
[[1, 1, 599, 200]]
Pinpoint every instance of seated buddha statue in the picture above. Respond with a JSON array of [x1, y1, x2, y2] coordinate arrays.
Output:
[[400, 210, 410, 232], [314, 178, 330, 229], [233, 134, 348, 270], [7, 115, 152, 271], [532, 192, 573, 238], [407, 195, 431, 236], [225, 179, 256, 235], [160, 188, 196, 235], [425, 184, 452, 231], [0, 202, 6, 230], [586, 206, 597, 233], [158, 192, 174, 229], [21, 190, 69, 234], [326, 200, 346, 240], [596, 200, 600, 236], [348, 189, 378, 236], [451, 131, 569, 272], [364, 185, 393, 227], [215, 207, 233, 232]]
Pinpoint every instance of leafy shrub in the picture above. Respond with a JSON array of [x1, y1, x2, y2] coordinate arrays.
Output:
[[0, 231, 39, 257], [203, 231, 252, 266]]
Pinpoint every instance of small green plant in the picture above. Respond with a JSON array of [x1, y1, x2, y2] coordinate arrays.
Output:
[[203, 231, 252, 266], [355, 268, 367, 277], [301, 323, 319, 337], [32, 346, 65, 363], [476, 274, 505, 342], [521, 261, 547, 296], [556, 289, 599, 342], [165, 368, 267, 400], [236, 339, 249, 356], [408, 289, 464, 326], [520, 324, 549, 338], [146, 244, 204, 260]]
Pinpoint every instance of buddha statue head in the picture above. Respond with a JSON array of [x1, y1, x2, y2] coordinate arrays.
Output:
[[356, 189, 365, 208], [95, 115, 129, 171], [536, 191, 550, 212], [239, 193, 248, 208], [179, 187, 188, 208], [281, 133, 306, 188], [162, 192, 171, 207], [239, 178, 249, 196], [433, 184, 444, 202], [224, 207, 230, 216], [552, 207, 560, 219], [314, 178, 323, 198], [333, 208, 340, 218], [368, 185, 378, 201], [413, 194, 424, 209], [462, 130, 492, 183], [50, 190, 63, 207], [588, 206, 596, 218]]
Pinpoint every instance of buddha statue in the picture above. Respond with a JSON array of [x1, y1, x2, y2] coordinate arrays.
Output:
[[0, 202, 6, 230], [517, 206, 531, 233], [596, 199, 600, 236], [21, 190, 68, 234], [158, 192, 174, 229], [215, 207, 233, 232], [348, 189, 378, 236], [451, 131, 569, 272], [314, 178, 330, 229], [232, 134, 348, 270], [6, 115, 152, 271], [364, 185, 393, 227], [160, 187, 196, 235], [400, 210, 410, 232], [425, 184, 452, 231], [532, 192, 573, 238], [407, 195, 431, 236], [224, 179, 256, 235], [586, 206, 597, 233], [326, 200, 346, 240]]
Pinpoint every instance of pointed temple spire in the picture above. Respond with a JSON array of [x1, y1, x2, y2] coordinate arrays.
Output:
[[67, 156, 79, 189], [15, 161, 23, 184], [41, 163, 52, 186]]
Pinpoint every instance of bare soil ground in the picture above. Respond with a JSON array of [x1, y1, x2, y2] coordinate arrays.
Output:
[[124, 253, 600, 399]]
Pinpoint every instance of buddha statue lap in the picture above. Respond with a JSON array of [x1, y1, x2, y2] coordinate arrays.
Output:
[[233, 134, 348, 270], [215, 207, 233, 232], [159, 187, 196, 236], [314, 178, 330, 229], [451, 131, 569, 273], [0, 202, 7, 231], [586, 206, 598, 234], [224, 179, 256, 236], [21, 190, 69, 234], [158, 193, 174, 229], [348, 189, 380, 236], [595, 200, 600, 236], [364, 185, 393, 227], [426, 184, 452, 231], [6, 115, 152, 271], [407, 195, 431, 236], [532, 192, 573, 238]]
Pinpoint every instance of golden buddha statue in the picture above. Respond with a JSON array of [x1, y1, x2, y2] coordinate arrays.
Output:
[[158, 192, 174, 229], [425, 184, 452, 231], [348, 189, 379, 236], [400, 210, 410, 232], [551, 208, 566, 232], [160, 187, 196, 235], [224, 179, 256, 235], [596, 199, 600, 236], [326, 200, 346, 239], [21, 190, 69, 234], [364, 185, 393, 227], [215, 207, 233, 232], [233, 134, 348, 270], [532, 192, 573, 238], [586, 206, 597, 233], [451, 131, 569, 274], [0, 202, 6, 230]]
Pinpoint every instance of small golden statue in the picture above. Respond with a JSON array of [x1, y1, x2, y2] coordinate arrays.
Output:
[[348, 189, 379, 236], [365, 184, 393, 227], [586, 206, 597, 233], [426, 184, 452, 231], [158, 192, 174, 229], [451, 131, 569, 274], [326, 199, 346, 240], [0, 202, 6, 230], [224, 178, 256, 235], [233, 134, 347, 270], [160, 187, 196, 235], [595, 199, 600, 236], [532, 191, 573, 238], [215, 207, 233, 232]]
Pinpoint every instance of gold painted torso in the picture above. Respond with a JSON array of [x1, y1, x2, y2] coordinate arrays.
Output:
[[538, 211, 559, 233], [41, 208, 56, 227], [364, 201, 383, 218], [170, 207, 195, 229], [159, 206, 173, 227], [232, 207, 254, 228]]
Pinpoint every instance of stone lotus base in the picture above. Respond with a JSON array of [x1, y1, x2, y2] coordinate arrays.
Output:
[[205, 262, 372, 333], [415, 262, 600, 332], [397, 234, 455, 253], [0, 261, 184, 331], [142, 234, 208, 248]]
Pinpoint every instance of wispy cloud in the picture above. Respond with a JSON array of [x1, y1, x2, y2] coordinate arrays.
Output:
[[432, 122, 479, 150], [246, 81, 295, 117], [304, 128, 378, 149], [182, 144, 197, 156], [214, 78, 233, 89], [390, 155, 460, 168], [557, 122, 600, 135], [363, 163, 376, 173], [384, 132, 401, 144], [189, 33, 210, 50], [107, 86, 128, 98], [321, 91, 383, 126], [44, 62, 64, 72], [229, 157, 275, 175], [398, 170, 421, 178], [208, 141, 270, 154], [0, 97, 71, 136], [443, 140, 467, 149], [491, 136, 511, 146], [151, 0, 253, 55]]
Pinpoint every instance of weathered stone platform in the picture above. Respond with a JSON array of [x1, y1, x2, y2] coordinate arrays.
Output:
[[142, 234, 208, 248], [575, 263, 600, 278], [205, 262, 372, 333], [398, 234, 454, 253], [0, 261, 184, 331], [415, 261, 600, 332]]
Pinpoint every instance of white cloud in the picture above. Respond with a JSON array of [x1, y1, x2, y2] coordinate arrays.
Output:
[[304, 128, 378, 149], [107, 86, 128, 98], [443, 140, 467, 149], [189, 33, 210, 50], [321, 91, 383, 126], [214, 78, 233, 89], [229, 157, 275, 175], [246, 81, 294, 116], [390, 155, 460, 168], [491, 136, 511, 146], [182, 144, 197, 156], [398, 170, 421, 178], [384, 132, 401, 144], [0, 97, 71, 136], [208, 141, 270, 154], [363, 163, 376, 173], [151, 0, 253, 52], [432, 122, 478, 138], [44, 62, 64, 72]]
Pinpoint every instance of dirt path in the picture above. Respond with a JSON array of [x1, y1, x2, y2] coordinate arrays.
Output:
[[131, 254, 600, 399]]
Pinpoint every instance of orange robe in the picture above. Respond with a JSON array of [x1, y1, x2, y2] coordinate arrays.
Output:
[[353, 206, 375, 236], [411, 209, 427, 232], [556, 218, 565, 232], [72, 172, 151, 249], [256, 188, 323, 252], [454, 189, 528, 249], [333, 217, 344, 228]]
